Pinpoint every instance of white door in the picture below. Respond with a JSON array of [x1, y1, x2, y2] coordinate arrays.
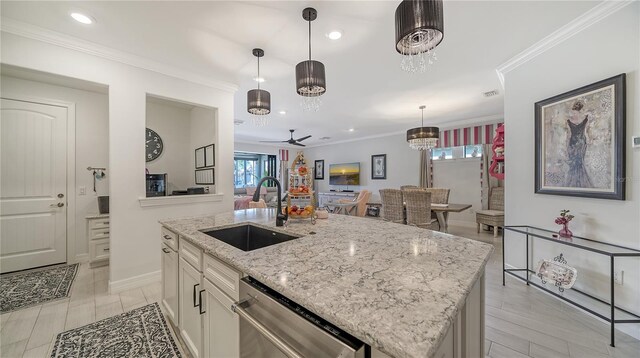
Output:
[[0, 98, 68, 273], [203, 278, 239, 358], [179, 257, 203, 358]]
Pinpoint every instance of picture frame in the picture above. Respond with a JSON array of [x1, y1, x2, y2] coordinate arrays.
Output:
[[195, 146, 206, 169], [195, 168, 214, 185], [371, 154, 387, 180], [534, 74, 625, 200], [314, 160, 324, 180], [205, 144, 215, 167]]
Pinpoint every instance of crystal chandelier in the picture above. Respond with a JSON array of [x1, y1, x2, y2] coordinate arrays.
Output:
[[247, 48, 271, 115], [395, 0, 444, 73], [251, 116, 269, 127], [407, 105, 439, 150], [296, 8, 326, 111]]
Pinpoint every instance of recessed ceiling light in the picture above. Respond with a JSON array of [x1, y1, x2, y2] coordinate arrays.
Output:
[[278, 110, 286, 115], [234, 119, 244, 126], [253, 77, 265, 83], [326, 31, 342, 40], [320, 136, 331, 140], [70, 12, 94, 25], [483, 89, 499, 97], [348, 128, 355, 132]]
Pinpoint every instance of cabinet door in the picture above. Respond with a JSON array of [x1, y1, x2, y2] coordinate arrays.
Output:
[[203, 279, 239, 358], [179, 257, 203, 358], [161, 244, 179, 326]]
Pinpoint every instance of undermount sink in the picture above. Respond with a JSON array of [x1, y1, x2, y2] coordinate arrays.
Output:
[[201, 224, 301, 252]]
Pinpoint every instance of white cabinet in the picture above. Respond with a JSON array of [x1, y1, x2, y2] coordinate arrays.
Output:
[[203, 278, 239, 358], [161, 243, 179, 326], [179, 257, 204, 358], [86, 215, 109, 267]]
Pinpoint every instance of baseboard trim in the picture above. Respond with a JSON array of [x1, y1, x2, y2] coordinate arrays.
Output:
[[109, 270, 161, 294], [74, 253, 89, 263]]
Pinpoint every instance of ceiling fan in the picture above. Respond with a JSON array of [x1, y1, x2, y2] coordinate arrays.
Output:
[[260, 129, 311, 147]]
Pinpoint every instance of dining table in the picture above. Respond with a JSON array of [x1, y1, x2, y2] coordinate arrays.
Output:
[[431, 203, 472, 233]]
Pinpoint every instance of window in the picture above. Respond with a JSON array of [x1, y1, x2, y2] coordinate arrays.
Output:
[[464, 145, 483, 158], [433, 146, 480, 160], [234, 158, 259, 188]]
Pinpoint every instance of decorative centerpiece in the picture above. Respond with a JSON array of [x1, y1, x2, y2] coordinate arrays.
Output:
[[287, 152, 316, 224], [536, 253, 577, 293], [555, 209, 574, 238]]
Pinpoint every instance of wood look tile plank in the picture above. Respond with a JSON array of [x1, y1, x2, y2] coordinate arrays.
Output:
[[486, 312, 570, 355], [0, 338, 29, 358], [64, 301, 95, 331], [489, 342, 531, 358], [486, 326, 530, 354], [119, 288, 146, 311], [530, 343, 572, 358], [95, 300, 123, 321], [23, 342, 52, 358], [26, 301, 67, 350], [0, 306, 41, 346]]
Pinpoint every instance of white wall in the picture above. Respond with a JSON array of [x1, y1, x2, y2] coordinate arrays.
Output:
[[302, 133, 420, 202], [234, 142, 279, 156], [0, 75, 109, 262], [1, 31, 236, 291], [504, 4, 639, 337], [432, 158, 482, 225], [189, 106, 217, 189], [146, 100, 191, 192]]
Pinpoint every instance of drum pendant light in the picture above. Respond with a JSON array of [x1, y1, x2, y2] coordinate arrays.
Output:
[[395, 0, 444, 73], [407, 105, 439, 150], [295, 7, 326, 112], [247, 48, 271, 120]]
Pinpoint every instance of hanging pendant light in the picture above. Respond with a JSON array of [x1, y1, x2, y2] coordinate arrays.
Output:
[[296, 7, 326, 112], [247, 48, 271, 121], [407, 105, 439, 150], [395, 0, 444, 73]]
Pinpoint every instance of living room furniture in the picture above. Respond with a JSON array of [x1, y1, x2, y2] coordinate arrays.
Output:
[[248, 199, 267, 208], [476, 186, 504, 237], [403, 190, 438, 229], [400, 185, 418, 191], [330, 190, 371, 216], [379, 189, 405, 224], [502, 225, 640, 347], [86, 214, 109, 267]]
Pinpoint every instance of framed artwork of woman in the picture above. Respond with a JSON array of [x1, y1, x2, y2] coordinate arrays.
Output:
[[535, 74, 626, 200]]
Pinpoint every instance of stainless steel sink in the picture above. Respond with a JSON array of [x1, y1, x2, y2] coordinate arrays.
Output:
[[201, 224, 300, 252]]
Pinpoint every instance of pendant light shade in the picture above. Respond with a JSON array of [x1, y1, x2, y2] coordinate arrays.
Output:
[[395, 0, 444, 72], [407, 105, 439, 150], [296, 7, 326, 111], [247, 48, 271, 116]]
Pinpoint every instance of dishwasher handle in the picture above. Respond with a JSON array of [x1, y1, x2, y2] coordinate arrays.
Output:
[[232, 298, 304, 358]]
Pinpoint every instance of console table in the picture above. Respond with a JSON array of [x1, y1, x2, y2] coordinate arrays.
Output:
[[502, 226, 640, 347], [318, 191, 359, 208]]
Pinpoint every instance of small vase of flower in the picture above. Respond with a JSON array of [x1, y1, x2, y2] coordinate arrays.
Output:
[[555, 210, 574, 238]]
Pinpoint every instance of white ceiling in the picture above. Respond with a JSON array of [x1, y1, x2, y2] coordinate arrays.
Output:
[[1, 1, 599, 146]]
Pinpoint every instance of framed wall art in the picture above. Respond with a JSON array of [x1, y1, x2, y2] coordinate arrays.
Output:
[[314, 160, 324, 180], [205, 144, 215, 167], [195, 168, 214, 185], [195, 146, 206, 169], [371, 154, 387, 180], [534, 74, 626, 200]]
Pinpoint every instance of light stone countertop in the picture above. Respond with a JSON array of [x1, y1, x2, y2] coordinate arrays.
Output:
[[160, 209, 494, 358]]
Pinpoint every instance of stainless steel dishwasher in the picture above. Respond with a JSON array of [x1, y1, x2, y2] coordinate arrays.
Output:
[[232, 276, 365, 358]]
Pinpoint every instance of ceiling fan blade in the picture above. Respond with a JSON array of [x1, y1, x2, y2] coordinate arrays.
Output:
[[295, 135, 312, 142], [259, 140, 288, 143], [292, 142, 306, 147]]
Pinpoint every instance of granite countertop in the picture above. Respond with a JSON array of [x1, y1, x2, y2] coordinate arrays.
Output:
[[160, 209, 493, 358]]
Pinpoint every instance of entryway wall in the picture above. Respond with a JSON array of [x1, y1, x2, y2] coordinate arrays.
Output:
[[0, 71, 109, 263]]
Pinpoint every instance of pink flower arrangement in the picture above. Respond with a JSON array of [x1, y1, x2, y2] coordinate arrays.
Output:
[[555, 209, 574, 226]]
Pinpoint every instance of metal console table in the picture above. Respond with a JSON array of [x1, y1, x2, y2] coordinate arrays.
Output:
[[502, 226, 640, 347]]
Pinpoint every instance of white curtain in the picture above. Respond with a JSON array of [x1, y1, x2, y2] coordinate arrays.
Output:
[[419, 149, 433, 188], [481, 144, 499, 209]]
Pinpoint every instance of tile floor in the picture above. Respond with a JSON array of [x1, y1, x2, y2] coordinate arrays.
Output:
[[1, 226, 638, 358]]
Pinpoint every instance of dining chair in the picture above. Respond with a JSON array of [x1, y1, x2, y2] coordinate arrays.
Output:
[[403, 190, 438, 229], [424, 188, 450, 204], [334, 190, 371, 216], [379, 189, 405, 224], [476, 187, 504, 237], [400, 185, 419, 191]]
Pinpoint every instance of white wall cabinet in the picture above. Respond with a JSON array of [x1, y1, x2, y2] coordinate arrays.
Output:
[[161, 243, 179, 325], [178, 257, 204, 358], [203, 278, 239, 358]]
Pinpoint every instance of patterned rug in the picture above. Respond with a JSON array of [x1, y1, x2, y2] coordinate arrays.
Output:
[[51, 303, 182, 358], [0, 263, 78, 313]]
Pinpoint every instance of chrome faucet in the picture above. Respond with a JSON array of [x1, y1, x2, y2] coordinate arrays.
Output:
[[252, 176, 288, 227]]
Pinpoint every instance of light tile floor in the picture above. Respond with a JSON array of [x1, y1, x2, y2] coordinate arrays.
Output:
[[0, 226, 638, 358]]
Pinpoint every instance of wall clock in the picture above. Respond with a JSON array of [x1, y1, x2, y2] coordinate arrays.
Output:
[[146, 128, 164, 162]]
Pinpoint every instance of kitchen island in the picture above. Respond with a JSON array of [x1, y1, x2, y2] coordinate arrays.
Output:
[[160, 209, 493, 358]]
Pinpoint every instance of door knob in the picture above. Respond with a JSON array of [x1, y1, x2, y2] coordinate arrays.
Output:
[[50, 202, 64, 207], [57, 193, 64, 198]]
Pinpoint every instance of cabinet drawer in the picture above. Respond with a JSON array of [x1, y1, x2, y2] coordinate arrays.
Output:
[[89, 218, 110, 230], [90, 238, 110, 262], [203, 254, 242, 300], [161, 227, 178, 251], [89, 228, 110, 240], [179, 238, 202, 272]]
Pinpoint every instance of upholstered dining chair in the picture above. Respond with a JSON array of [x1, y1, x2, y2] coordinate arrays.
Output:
[[379, 189, 405, 224], [476, 186, 504, 237], [403, 190, 438, 229], [334, 190, 371, 217]]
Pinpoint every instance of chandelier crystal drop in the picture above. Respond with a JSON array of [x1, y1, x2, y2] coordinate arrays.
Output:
[[296, 8, 326, 111], [395, 0, 444, 73], [407, 105, 439, 150], [252, 116, 269, 127], [247, 48, 271, 115]]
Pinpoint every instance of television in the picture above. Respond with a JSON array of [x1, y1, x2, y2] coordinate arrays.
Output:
[[329, 162, 360, 185]]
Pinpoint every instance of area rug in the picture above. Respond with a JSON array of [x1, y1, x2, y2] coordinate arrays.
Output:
[[50, 302, 182, 358], [0, 263, 78, 313]]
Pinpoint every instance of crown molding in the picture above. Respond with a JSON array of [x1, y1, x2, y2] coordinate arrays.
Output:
[[0, 17, 239, 93], [495, 0, 635, 88]]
